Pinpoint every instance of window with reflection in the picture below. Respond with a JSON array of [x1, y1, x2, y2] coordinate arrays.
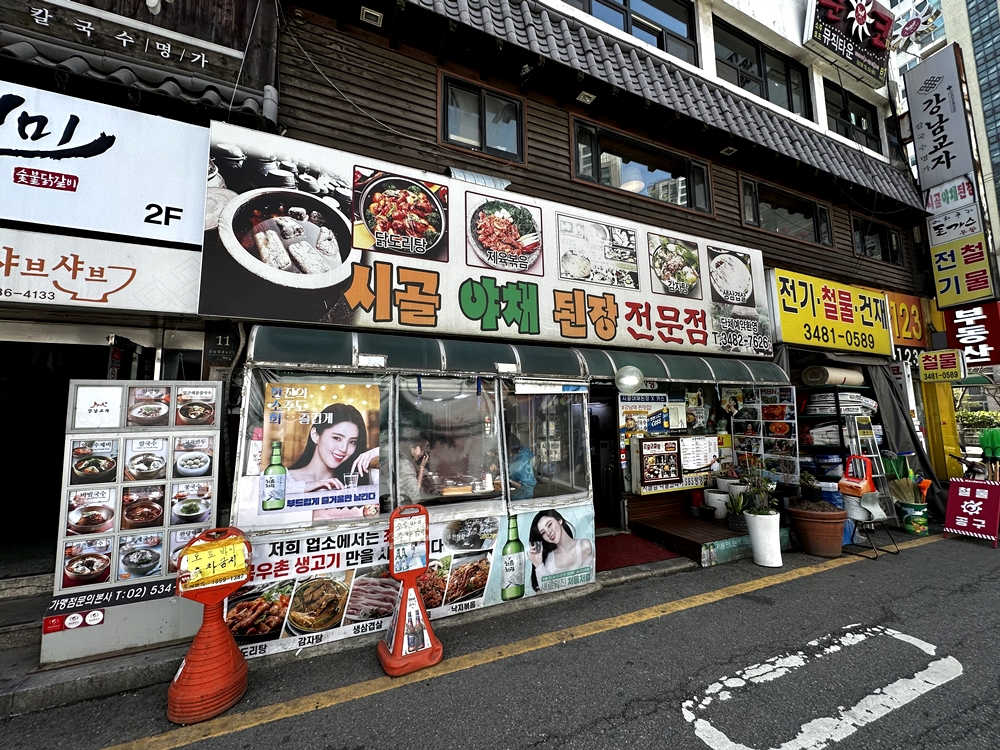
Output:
[[397, 376, 501, 505], [443, 79, 523, 161], [742, 178, 833, 247], [574, 122, 711, 212], [853, 217, 903, 266], [501, 385, 589, 504], [825, 82, 882, 152], [571, 0, 697, 63]]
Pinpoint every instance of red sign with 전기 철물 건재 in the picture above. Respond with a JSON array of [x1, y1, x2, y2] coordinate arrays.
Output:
[[944, 480, 1000, 547]]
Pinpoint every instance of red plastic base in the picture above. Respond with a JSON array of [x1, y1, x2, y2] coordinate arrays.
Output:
[[376, 636, 444, 677], [167, 600, 248, 725]]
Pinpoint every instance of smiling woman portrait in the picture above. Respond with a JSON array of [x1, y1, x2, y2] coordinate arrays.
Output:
[[526, 509, 594, 593], [287, 403, 379, 493]]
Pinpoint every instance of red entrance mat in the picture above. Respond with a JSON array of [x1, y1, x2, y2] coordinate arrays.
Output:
[[595, 533, 678, 572]]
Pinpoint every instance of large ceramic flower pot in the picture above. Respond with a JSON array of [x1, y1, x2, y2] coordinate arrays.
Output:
[[788, 507, 847, 558], [743, 511, 782, 567], [704, 491, 729, 519]]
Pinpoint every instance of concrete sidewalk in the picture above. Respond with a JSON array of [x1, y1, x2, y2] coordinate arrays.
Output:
[[0, 557, 697, 717]]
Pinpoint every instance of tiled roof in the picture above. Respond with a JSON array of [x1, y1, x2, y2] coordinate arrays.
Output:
[[408, 0, 922, 209], [0, 28, 266, 118]]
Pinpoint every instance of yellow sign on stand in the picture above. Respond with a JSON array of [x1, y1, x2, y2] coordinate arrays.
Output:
[[178, 539, 248, 593], [770, 269, 893, 356], [918, 349, 967, 383]]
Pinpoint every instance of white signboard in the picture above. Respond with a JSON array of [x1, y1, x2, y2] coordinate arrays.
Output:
[[903, 46, 975, 187], [201, 122, 774, 358], [0, 228, 200, 312], [0, 82, 208, 245]]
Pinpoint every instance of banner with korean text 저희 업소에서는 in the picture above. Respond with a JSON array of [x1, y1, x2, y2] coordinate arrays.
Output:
[[0, 81, 209, 313], [198, 122, 775, 358]]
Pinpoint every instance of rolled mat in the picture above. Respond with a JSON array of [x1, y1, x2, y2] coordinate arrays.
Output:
[[801, 366, 865, 386]]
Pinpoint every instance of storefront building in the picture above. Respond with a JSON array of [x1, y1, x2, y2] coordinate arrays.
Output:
[[2, 0, 948, 665]]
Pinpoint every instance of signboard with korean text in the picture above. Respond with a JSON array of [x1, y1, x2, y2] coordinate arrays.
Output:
[[803, 0, 894, 86], [2, 0, 244, 84], [945, 303, 1000, 366], [0, 81, 208, 246], [904, 45, 999, 309], [903, 48, 976, 188], [862, 287, 928, 361], [0, 227, 200, 313], [199, 122, 774, 358], [42, 380, 222, 665], [918, 350, 966, 383], [769, 269, 893, 356], [227, 514, 503, 659], [944, 480, 1000, 547]]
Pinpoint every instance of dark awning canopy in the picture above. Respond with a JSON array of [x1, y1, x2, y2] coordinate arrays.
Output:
[[248, 326, 789, 385]]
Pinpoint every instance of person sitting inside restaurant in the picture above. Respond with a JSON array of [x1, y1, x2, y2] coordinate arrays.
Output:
[[506, 432, 536, 501], [397, 441, 430, 503]]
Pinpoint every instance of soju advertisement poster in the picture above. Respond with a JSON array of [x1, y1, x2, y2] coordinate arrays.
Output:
[[484, 503, 596, 605], [228, 515, 501, 659], [258, 381, 382, 524]]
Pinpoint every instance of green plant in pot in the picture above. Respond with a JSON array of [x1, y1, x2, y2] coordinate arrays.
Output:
[[725, 492, 748, 533], [798, 471, 824, 504], [740, 460, 782, 567]]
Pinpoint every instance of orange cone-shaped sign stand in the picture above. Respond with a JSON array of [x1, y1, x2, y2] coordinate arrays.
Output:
[[167, 528, 252, 725], [377, 505, 443, 676]]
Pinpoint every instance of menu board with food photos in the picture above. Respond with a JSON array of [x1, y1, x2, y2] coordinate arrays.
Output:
[[725, 385, 799, 479], [52, 380, 222, 611]]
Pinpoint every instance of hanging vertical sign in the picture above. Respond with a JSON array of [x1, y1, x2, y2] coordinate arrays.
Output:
[[803, 0, 894, 85], [904, 44, 999, 309]]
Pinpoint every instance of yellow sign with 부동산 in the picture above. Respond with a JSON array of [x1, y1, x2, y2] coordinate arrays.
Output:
[[770, 269, 893, 355]]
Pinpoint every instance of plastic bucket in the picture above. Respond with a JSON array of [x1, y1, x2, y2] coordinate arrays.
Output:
[[899, 501, 928, 536]]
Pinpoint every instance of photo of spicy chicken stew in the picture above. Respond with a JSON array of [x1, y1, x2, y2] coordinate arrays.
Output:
[[354, 168, 448, 257], [226, 581, 293, 641]]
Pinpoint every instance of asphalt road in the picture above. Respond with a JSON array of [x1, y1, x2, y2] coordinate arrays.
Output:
[[3, 531, 999, 750]]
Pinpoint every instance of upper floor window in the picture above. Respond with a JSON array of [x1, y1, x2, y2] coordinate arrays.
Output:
[[714, 21, 811, 118], [566, 0, 697, 64], [574, 121, 711, 212], [853, 216, 903, 265], [825, 82, 882, 153], [443, 79, 523, 161], [741, 178, 833, 246]]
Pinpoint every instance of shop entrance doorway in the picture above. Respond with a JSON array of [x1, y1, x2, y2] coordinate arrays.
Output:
[[589, 386, 624, 530]]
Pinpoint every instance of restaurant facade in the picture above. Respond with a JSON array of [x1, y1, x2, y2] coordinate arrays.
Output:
[[0, 0, 957, 665]]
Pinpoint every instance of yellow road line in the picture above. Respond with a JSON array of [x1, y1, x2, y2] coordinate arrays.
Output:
[[104, 534, 942, 750]]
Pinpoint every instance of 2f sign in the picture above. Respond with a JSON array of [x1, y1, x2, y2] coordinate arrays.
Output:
[[145, 204, 183, 225]]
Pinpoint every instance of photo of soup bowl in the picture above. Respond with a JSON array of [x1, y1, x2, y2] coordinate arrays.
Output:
[[122, 501, 163, 530], [172, 499, 211, 524], [177, 401, 215, 425], [72, 455, 117, 484], [128, 452, 166, 481], [65, 553, 112, 584], [67, 505, 115, 534], [128, 401, 169, 426], [217, 188, 360, 289], [175, 451, 211, 477], [121, 547, 161, 577]]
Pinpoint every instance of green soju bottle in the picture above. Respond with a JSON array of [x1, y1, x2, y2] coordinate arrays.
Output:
[[501, 515, 525, 600], [261, 441, 286, 511]]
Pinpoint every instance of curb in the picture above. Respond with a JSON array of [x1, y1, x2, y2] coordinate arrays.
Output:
[[0, 575, 53, 600], [1, 557, 696, 717]]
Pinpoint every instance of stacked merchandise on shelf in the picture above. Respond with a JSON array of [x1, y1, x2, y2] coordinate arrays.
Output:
[[797, 391, 882, 478]]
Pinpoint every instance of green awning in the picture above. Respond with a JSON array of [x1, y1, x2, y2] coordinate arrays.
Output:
[[956, 374, 994, 386], [247, 327, 789, 384]]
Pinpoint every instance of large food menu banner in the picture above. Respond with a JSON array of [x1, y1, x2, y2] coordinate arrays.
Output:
[[49, 381, 221, 616], [725, 386, 799, 480], [199, 122, 773, 358]]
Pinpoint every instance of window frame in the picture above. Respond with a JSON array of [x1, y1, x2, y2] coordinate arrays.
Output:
[[572, 117, 713, 215], [824, 81, 882, 153], [574, 0, 698, 65], [440, 76, 526, 163], [851, 214, 904, 267], [740, 176, 835, 248], [713, 20, 812, 119]]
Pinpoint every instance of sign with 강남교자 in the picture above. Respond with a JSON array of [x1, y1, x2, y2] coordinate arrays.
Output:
[[769, 269, 893, 356], [917, 349, 966, 383]]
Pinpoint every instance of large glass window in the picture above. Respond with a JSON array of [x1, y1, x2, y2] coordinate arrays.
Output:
[[501, 385, 589, 505], [742, 178, 833, 246], [714, 22, 811, 118], [574, 122, 711, 212], [573, 0, 697, 63], [443, 79, 523, 161], [825, 82, 882, 152], [853, 217, 903, 266], [397, 376, 501, 506]]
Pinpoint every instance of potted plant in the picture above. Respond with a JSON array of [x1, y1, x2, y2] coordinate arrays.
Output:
[[740, 460, 774, 509], [714, 467, 740, 494], [725, 493, 748, 533], [743, 487, 782, 567], [774, 457, 799, 503], [799, 471, 823, 504], [787, 494, 847, 558]]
